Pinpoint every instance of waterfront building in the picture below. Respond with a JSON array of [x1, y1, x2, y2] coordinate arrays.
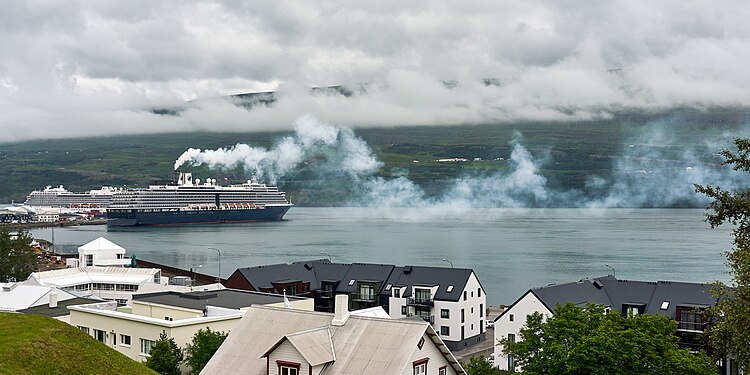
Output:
[[202, 294, 466, 374], [492, 276, 729, 373], [66, 237, 131, 268], [225, 259, 487, 351], [68, 289, 313, 363]]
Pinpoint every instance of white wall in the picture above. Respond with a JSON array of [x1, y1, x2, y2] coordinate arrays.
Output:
[[493, 291, 552, 371], [266, 340, 311, 375], [402, 332, 458, 375]]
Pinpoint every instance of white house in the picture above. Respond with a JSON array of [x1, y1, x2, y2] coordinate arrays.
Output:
[[69, 289, 313, 364], [493, 276, 727, 373], [66, 237, 130, 268], [202, 294, 466, 375], [384, 266, 487, 351]]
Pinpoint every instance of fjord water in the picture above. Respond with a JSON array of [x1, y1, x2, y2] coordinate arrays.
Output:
[[30, 208, 732, 305]]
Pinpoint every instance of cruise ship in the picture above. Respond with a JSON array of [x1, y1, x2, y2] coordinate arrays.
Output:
[[24, 185, 117, 208], [107, 172, 293, 226]]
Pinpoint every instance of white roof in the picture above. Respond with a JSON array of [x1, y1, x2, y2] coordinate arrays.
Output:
[[28, 267, 159, 288], [79, 237, 126, 254], [349, 306, 391, 319], [0, 283, 77, 311]]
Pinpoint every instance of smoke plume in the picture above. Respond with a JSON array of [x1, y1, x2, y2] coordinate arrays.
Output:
[[175, 115, 750, 209]]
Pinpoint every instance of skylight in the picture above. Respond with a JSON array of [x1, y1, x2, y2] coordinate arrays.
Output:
[[446, 285, 454, 293], [385, 284, 392, 291], [660, 301, 669, 310], [348, 279, 356, 286]]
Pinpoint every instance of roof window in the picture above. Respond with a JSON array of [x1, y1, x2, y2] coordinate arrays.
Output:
[[660, 301, 669, 310], [385, 284, 392, 291], [446, 285, 454, 293], [348, 279, 356, 286]]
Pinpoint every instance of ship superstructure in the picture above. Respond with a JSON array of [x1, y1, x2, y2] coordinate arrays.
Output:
[[107, 172, 292, 226], [24, 185, 117, 208]]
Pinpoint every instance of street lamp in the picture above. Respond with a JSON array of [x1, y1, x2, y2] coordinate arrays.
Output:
[[605, 264, 616, 278], [442, 258, 453, 268], [320, 251, 332, 262], [209, 247, 221, 283]]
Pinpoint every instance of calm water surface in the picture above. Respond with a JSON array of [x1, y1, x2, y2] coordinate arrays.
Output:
[[29, 208, 733, 305]]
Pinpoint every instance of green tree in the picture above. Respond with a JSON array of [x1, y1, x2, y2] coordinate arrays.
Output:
[[184, 327, 227, 374], [500, 303, 716, 375], [696, 137, 750, 372], [145, 332, 183, 375], [463, 355, 505, 375], [0, 228, 37, 282]]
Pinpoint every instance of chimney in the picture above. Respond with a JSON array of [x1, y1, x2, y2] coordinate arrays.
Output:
[[49, 290, 58, 308], [332, 294, 350, 326]]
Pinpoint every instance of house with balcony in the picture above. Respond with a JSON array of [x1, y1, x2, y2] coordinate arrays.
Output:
[[202, 295, 466, 375], [224, 259, 487, 350], [492, 276, 728, 373]]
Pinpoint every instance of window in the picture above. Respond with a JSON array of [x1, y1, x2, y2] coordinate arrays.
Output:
[[85, 254, 93, 266], [480, 303, 484, 317], [660, 301, 669, 310], [277, 361, 300, 375], [348, 279, 356, 286], [402, 306, 408, 315], [413, 358, 428, 375], [478, 287, 481, 297], [471, 291, 474, 298], [508, 334, 517, 371], [461, 308, 465, 323], [153, 272, 161, 284], [140, 338, 156, 356], [508, 333, 515, 342], [461, 326, 465, 340], [394, 288, 401, 298], [287, 285, 297, 295], [471, 324, 474, 330], [439, 367, 447, 375], [441, 326, 450, 335], [120, 334, 131, 346], [480, 320, 484, 333], [415, 288, 430, 303], [463, 291, 467, 301], [440, 309, 450, 319], [385, 284, 392, 291], [625, 305, 641, 317], [509, 314, 514, 322], [78, 326, 90, 335], [446, 285, 454, 293], [417, 337, 425, 350], [679, 307, 706, 331], [94, 329, 106, 343], [471, 307, 474, 314], [358, 283, 375, 301]]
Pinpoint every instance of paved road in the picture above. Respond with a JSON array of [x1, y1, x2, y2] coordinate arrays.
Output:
[[453, 306, 504, 364]]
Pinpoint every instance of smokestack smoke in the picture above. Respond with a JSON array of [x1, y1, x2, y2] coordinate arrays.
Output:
[[174, 115, 750, 211]]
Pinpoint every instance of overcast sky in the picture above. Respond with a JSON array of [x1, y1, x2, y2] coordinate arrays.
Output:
[[1, 0, 749, 143]]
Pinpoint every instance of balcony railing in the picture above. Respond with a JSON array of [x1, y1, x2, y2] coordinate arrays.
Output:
[[317, 290, 334, 299], [351, 293, 377, 302], [406, 297, 434, 307], [678, 321, 708, 332], [421, 315, 435, 324]]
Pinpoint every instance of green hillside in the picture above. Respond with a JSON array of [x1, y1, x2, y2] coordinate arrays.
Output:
[[1, 108, 748, 206], [0, 313, 156, 375]]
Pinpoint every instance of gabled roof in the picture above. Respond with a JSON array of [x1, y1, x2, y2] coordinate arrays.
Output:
[[202, 305, 466, 374], [496, 276, 718, 322], [78, 237, 125, 253], [384, 266, 474, 302], [262, 327, 335, 366], [230, 259, 477, 300]]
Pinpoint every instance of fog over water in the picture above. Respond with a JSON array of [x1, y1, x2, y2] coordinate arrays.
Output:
[[30, 208, 733, 305]]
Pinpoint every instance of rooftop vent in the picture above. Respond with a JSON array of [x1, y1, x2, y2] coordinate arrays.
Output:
[[403, 266, 413, 274], [593, 280, 604, 289], [183, 292, 218, 300]]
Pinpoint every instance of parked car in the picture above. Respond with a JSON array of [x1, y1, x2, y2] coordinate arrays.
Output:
[[486, 320, 495, 329]]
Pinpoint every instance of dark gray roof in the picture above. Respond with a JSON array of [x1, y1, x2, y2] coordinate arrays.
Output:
[[383, 266, 474, 302], [18, 297, 98, 317], [232, 260, 478, 300], [132, 289, 305, 311], [521, 276, 718, 321]]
